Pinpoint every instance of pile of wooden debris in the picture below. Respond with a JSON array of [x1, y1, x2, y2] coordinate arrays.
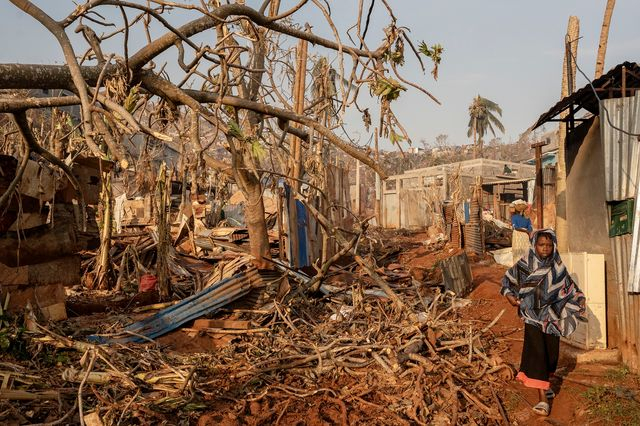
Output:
[[0, 243, 511, 425]]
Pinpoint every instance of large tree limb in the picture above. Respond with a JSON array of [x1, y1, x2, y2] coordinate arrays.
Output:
[[0, 94, 82, 112], [9, 0, 102, 157], [0, 64, 109, 90], [0, 64, 387, 177], [0, 90, 235, 177], [125, 3, 382, 71], [143, 74, 385, 177], [182, 88, 387, 178]]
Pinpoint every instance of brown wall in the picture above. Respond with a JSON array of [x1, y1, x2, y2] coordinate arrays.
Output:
[[565, 117, 620, 348]]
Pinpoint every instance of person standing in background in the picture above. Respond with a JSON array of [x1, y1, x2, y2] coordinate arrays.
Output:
[[511, 199, 533, 264]]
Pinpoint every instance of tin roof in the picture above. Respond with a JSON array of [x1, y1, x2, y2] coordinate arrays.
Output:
[[532, 62, 640, 130]]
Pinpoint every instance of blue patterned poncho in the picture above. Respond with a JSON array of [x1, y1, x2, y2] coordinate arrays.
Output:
[[501, 229, 586, 337]]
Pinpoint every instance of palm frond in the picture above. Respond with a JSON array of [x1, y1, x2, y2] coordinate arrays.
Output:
[[478, 97, 502, 115], [487, 113, 505, 133]]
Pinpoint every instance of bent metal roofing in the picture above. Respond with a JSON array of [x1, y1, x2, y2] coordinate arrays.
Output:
[[531, 61, 640, 130]]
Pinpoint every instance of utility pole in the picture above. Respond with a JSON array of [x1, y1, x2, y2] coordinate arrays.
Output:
[[556, 15, 579, 253], [532, 139, 550, 228]]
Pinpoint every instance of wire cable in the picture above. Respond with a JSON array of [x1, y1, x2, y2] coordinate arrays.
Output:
[[567, 40, 640, 137]]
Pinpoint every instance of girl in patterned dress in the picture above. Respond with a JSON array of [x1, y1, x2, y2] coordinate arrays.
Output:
[[501, 229, 586, 416]]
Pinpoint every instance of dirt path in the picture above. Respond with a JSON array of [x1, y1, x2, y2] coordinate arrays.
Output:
[[466, 262, 640, 425]]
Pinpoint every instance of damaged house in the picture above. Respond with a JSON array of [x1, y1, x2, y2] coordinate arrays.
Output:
[[531, 61, 640, 369]]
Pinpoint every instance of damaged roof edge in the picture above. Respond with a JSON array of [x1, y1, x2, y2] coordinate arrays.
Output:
[[531, 61, 640, 130]]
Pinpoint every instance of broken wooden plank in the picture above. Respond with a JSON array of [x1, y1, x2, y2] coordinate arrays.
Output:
[[193, 319, 250, 330], [182, 327, 269, 335], [83, 411, 105, 426], [0, 389, 60, 400]]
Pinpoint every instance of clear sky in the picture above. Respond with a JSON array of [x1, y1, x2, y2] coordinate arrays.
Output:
[[1, 1, 639, 151]]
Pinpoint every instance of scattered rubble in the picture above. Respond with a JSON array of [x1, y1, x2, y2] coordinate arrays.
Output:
[[0, 234, 514, 424]]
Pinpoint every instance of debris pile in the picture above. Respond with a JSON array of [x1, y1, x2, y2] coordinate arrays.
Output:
[[0, 235, 512, 425]]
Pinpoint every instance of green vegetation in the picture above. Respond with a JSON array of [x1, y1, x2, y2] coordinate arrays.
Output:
[[582, 385, 640, 425], [606, 364, 631, 381]]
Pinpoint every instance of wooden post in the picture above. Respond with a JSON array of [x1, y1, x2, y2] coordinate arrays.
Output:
[[355, 159, 361, 216], [285, 37, 308, 268], [595, 0, 616, 79], [95, 159, 112, 290], [269, 0, 281, 16], [374, 130, 381, 226], [493, 186, 500, 221], [532, 140, 549, 229], [556, 16, 579, 253], [291, 38, 308, 189], [155, 163, 171, 299], [397, 177, 402, 228]]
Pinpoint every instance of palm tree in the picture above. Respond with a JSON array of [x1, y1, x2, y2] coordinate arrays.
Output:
[[467, 95, 505, 158]]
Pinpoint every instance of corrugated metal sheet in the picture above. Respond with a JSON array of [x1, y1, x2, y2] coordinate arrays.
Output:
[[610, 235, 640, 371], [464, 196, 483, 255], [89, 268, 280, 344], [629, 196, 640, 291], [533, 62, 640, 129], [602, 94, 640, 292], [602, 93, 640, 370], [601, 94, 640, 202], [464, 224, 483, 255], [439, 252, 473, 296]]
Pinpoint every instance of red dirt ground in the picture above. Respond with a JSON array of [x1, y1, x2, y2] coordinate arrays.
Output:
[[193, 233, 638, 425], [402, 240, 638, 426]]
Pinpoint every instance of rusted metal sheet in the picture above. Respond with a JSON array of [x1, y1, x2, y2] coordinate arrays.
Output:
[[439, 252, 473, 296], [443, 203, 461, 247], [464, 224, 483, 255], [601, 94, 640, 202], [464, 192, 483, 255], [610, 234, 640, 371]]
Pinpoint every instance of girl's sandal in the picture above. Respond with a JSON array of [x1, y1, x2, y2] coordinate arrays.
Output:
[[533, 401, 550, 416], [545, 389, 555, 399]]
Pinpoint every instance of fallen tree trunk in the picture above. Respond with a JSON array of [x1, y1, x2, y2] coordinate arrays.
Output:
[[0, 221, 78, 267]]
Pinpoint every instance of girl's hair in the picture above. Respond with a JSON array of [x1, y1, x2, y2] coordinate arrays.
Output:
[[536, 231, 553, 243]]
